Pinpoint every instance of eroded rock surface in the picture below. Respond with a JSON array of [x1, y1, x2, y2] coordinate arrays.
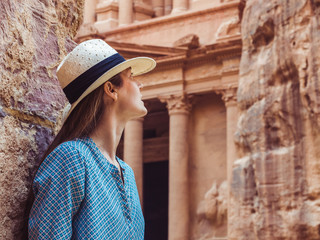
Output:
[[232, 0, 320, 239], [197, 181, 228, 239], [0, 0, 84, 239]]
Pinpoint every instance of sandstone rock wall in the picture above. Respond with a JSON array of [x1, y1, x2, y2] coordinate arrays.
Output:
[[196, 181, 228, 239], [232, 0, 320, 239], [0, 0, 84, 239]]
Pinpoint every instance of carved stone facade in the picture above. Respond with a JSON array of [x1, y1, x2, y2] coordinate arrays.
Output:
[[76, 1, 241, 239], [5, 0, 319, 240]]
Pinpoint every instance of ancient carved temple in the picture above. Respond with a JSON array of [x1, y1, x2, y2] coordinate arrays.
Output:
[[75, 0, 241, 239], [2, 0, 319, 239]]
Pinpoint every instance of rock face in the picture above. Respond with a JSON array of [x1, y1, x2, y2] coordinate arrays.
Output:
[[232, 0, 320, 239], [0, 0, 83, 239], [197, 181, 228, 239]]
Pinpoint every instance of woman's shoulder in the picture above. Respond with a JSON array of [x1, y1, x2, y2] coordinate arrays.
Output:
[[52, 138, 91, 155], [35, 139, 88, 182], [44, 138, 93, 167]]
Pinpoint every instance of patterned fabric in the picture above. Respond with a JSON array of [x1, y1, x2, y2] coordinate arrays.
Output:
[[28, 137, 144, 240]]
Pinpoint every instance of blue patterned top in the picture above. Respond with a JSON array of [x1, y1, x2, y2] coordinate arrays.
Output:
[[28, 137, 144, 239]]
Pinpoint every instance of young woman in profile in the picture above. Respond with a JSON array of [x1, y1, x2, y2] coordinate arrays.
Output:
[[27, 39, 156, 239]]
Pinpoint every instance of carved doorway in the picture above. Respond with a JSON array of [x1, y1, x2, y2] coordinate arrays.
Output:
[[143, 160, 168, 240], [143, 99, 169, 239]]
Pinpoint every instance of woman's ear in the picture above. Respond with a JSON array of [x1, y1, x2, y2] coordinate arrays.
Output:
[[103, 81, 118, 102]]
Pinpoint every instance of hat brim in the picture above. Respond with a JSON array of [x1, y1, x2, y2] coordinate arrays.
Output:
[[65, 56, 156, 119]]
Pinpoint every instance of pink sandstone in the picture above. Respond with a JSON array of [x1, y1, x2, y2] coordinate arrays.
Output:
[[232, 0, 320, 239], [5, 0, 320, 239], [0, 0, 84, 239]]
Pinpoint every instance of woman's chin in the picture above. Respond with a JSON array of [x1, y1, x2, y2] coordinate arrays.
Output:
[[139, 106, 148, 117], [129, 106, 148, 120]]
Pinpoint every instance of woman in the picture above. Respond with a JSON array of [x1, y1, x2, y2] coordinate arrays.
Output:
[[27, 39, 156, 239]]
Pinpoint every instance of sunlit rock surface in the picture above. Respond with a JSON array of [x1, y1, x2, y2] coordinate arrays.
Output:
[[231, 0, 320, 239], [0, 0, 84, 239]]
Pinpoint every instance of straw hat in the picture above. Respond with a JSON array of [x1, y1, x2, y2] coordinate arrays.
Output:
[[56, 39, 156, 117]]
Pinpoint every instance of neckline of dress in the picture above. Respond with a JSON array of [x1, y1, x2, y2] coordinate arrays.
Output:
[[83, 137, 124, 173]]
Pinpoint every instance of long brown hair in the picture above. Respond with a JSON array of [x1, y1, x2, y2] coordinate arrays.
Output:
[[22, 73, 123, 239]]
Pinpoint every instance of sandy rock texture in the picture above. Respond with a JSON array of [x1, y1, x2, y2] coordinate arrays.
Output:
[[231, 0, 320, 239], [197, 181, 228, 239], [0, 0, 84, 239]]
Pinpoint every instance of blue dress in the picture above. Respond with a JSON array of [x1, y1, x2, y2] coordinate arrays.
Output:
[[28, 137, 144, 239]]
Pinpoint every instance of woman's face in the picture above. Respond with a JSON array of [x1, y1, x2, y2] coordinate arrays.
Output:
[[116, 68, 148, 120]]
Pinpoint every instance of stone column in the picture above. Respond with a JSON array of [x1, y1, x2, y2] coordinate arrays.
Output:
[[119, 0, 133, 25], [124, 118, 144, 204], [133, 0, 154, 22], [160, 94, 192, 240], [164, 0, 173, 15], [83, 0, 98, 24], [171, 0, 188, 14], [94, 0, 119, 32], [153, 0, 164, 17], [77, 0, 99, 37], [219, 87, 238, 237]]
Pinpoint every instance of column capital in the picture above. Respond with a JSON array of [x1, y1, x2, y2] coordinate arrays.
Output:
[[216, 87, 237, 107], [119, 0, 133, 26], [159, 94, 193, 115]]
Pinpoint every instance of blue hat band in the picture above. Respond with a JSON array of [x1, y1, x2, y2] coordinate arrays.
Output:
[[63, 53, 126, 104]]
